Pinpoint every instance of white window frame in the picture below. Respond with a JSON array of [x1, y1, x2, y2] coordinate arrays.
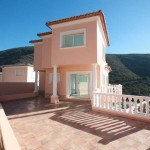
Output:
[[15, 70, 24, 76], [60, 28, 86, 49], [66, 71, 92, 98]]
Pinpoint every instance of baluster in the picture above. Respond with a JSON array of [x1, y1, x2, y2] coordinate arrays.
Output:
[[94, 94, 96, 107], [134, 98, 138, 114], [146, 99, 149, 117], [106, 95, 108, 109], [109, 95, 111, 109], [100, 94, 103, 108], [119, 96, 122, 112], [107, 96, 110, 109], [97, 94, 99, 107], [115, 96, 118, 111], [129, 98, 132, 114], [95, 94, 97, 107], [93, 94, 95, 106], [99, 94, 102, 107], [140, 99, 143, 115], [111, 95, 114, 110], [96, 94, 98, 107], [104, 95, 106, 108], [124, 97, 127, 112]]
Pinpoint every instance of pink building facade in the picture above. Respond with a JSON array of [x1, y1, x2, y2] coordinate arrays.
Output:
[[30, 10, 111, 103], [1, 64, 35, 83]]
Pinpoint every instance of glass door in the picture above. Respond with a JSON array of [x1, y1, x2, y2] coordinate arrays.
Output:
[[69, 73, 90, 97]]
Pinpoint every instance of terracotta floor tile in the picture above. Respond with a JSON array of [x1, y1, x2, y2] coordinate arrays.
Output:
[[2, 96, 150, 150]]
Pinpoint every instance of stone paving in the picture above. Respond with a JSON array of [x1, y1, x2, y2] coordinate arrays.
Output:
[[2, 97, 150, 150]]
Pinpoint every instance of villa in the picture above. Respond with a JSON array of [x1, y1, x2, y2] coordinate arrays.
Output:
[[30, 10, 149, 123], [30, 10, 122, 103]]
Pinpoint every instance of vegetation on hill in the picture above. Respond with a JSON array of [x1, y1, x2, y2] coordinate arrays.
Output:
[[0, 47, 149, 96], [106, 54, 150, 96]]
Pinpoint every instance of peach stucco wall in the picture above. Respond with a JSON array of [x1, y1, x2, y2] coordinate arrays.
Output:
[[2, 67, 28, 82], [51, 21, 97, 66], [39, 71, 45, 92], [34, 43, 43, 71], [2, 66, 35, 82], [41, 37, 52, 69], [45, 68, 53, 97]]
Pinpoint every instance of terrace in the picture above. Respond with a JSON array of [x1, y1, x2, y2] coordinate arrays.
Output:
[[1, 96, 150, 150]]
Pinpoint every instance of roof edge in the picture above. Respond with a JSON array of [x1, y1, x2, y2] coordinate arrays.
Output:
[[29, 39, 43, 44], [2, 64, 34, 68], [46, 10, 102, 26], [37, 31, 52, 37]]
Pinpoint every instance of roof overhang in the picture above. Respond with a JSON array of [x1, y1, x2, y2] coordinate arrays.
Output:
[[46, 10, 109, 46], [37, 31, 52, 38], [29, 39, 43, 44]]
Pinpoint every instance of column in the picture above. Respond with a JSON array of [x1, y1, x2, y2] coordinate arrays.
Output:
[[92, 64, 97, 92], [34, 71, 39, 92], [51, 65, 59, 104]]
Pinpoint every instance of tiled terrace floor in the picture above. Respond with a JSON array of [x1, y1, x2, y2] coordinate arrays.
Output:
[[2, 97, 150, 150]]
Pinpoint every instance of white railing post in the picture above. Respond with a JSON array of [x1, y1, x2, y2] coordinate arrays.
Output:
[[51, 65, 59, 104], [34, 71, 39, 93]]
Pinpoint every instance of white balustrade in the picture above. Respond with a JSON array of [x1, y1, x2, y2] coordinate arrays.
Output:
[[92, 92, 150, 121], [100, 84, 122, 95]]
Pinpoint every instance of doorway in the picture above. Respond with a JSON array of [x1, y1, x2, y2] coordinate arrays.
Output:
[[69, 73, 90, 98]]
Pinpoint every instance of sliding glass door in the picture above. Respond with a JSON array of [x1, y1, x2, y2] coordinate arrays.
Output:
[[69, 73, 90, 97]]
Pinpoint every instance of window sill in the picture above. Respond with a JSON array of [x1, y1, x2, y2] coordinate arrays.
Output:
[[60, 45, 86, 50]]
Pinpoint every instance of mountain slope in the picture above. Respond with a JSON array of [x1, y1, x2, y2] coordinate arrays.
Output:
[[0, 47, 149, 96], [106, 54, 150, 96]]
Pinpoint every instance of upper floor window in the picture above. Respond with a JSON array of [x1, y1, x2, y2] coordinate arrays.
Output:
[[15, 70, 24, 76], [60, 29, 86, 48]]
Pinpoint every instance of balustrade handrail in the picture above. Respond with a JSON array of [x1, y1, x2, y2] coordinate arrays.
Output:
[[92, 92, 150, 122], [93, 91, 150, 99]]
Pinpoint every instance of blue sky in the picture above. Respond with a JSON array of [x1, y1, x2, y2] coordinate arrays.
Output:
[[0, 0, 150, 54]]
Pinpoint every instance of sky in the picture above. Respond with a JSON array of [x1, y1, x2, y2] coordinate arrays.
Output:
[[0, 0, 150, 54]]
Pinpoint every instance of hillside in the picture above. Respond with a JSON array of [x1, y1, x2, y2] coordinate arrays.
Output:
[[0, 47, 150, 96], [106, 54, 150, 96]]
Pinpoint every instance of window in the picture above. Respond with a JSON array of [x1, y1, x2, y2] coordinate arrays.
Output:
[[15, 70, 24, 76], [60, 29, 86, 48], [63, 33, 84, 48]]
